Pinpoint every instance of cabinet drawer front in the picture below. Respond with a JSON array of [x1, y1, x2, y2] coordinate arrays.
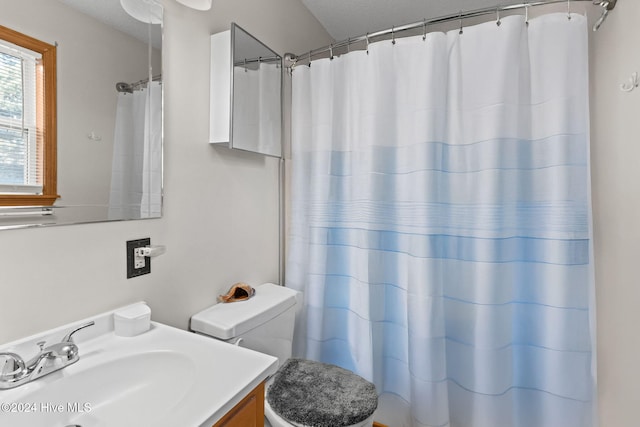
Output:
[[213, 382, 265, 427]]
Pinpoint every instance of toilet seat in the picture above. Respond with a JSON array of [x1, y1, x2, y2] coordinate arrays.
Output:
[[266, 358, 378, 427]]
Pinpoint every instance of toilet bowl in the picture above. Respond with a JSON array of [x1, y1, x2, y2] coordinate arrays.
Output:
[[265, 397, 375, 427], [190, 283, 378, 427]]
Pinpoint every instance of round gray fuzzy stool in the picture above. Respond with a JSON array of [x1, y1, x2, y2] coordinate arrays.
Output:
[[266, 358, 378, 427]]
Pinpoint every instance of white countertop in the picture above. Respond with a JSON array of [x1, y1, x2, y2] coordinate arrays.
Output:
[[0, 302, 279, 427]]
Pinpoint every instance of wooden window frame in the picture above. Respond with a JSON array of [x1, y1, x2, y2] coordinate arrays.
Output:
[[0, 25, 58, 206]]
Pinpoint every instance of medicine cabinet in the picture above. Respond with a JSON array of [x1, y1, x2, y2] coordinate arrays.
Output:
[[209, 23, 282, 158]]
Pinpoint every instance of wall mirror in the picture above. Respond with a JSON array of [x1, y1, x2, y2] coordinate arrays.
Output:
[[0, 0, 162, 230], [210, 23, 282, 158]]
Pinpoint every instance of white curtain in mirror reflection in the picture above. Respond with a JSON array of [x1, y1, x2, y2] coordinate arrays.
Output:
[[108, 81, 161, 219], [232, 62, 282, 157]]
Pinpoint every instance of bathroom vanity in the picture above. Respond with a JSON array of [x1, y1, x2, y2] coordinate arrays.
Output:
[[213, 382, 264, 426], [0, 303, 278, 427]]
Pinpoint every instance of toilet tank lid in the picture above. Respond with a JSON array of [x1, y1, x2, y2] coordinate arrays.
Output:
[[190, 283, 297, 339]]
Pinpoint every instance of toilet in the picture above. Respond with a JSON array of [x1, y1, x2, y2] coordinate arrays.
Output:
[[190, 283, 378, 427]]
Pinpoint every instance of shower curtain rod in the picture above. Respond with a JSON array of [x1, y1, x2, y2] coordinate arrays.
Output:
[[286, 0, 616, 67], [115, 74, 162, 93], [233, 54, 281, 67]]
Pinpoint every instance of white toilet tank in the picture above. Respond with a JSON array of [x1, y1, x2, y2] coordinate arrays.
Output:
[[190, 283, 298, 365]]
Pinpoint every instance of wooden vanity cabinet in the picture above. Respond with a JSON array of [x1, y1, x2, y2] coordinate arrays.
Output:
[[213, 382, 265, 427]]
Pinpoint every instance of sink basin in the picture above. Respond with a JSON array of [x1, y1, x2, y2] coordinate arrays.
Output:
[[0, 303, 278, 427], [5, 351, 195, 427]]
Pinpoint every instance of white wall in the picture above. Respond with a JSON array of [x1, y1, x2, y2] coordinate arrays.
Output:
[[590, 1, 640, 425], [0, 0, 331, 343]]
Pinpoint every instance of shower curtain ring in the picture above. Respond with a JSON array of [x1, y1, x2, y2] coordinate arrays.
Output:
[[391, 26, 396, 45], [329, 44, 334, 60], [422, 19, 427, 41], [347, 38, 351, 53], [243, 58, 247, 72], [496, 7, 501, 26], [308, 50, 312, 67], [567, 0, 572, 20], [366, 33, 370, 54], [459, 11, 464, 35], [525, 3, 530, 26]]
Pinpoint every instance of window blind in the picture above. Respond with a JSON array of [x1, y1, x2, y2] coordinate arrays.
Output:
[[0, 40, 43, 194]]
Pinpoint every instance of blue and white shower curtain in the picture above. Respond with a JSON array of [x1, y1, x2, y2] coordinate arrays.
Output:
[[287, 13, 595, 427]]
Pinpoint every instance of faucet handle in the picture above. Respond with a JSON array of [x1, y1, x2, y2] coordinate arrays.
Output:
[[0, 352, 25, 379], [61, 321, 95, 343]]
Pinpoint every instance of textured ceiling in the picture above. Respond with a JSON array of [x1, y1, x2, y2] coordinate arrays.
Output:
[[301, 0, 535, 40]]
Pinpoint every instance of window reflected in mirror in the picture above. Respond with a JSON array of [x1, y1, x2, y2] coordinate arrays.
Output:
[[0, 25, 57, 207]]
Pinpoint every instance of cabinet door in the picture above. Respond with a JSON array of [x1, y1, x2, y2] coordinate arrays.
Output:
[[213, 382, 265, 427]]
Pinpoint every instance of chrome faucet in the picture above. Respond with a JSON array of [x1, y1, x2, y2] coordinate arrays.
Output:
[[0, 321, 94, 390]]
